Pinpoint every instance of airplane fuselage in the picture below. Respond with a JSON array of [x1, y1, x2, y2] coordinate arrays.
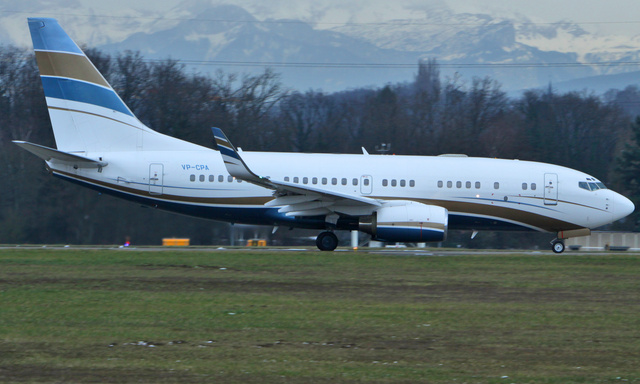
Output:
[[48, 148, 627, 234]]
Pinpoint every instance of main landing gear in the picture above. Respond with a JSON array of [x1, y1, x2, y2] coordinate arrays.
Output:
[[316, 231, 338, 251], [551, 239, 565, 254]]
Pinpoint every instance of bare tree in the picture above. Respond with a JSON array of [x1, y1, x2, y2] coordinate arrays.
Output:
[[408, 58, 442, 154]]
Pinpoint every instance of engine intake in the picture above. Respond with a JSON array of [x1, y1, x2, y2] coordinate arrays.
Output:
[[359, 201, 448, 243]]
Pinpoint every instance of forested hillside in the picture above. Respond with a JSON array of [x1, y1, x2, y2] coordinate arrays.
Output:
[[1, 48, 638, 245]]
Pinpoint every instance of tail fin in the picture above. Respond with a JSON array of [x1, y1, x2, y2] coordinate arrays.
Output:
[[28, 18, 149, 153]]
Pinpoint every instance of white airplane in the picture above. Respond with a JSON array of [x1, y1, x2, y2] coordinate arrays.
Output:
[[15, 18, 634, 252]]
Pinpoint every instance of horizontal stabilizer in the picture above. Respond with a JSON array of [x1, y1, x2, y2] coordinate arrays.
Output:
[[13, 141, 107, 169]]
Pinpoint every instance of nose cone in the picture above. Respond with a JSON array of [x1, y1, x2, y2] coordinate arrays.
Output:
[[615, 193, 635, 220]]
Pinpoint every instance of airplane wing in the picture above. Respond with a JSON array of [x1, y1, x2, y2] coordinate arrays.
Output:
[[211, 128, 380, 220]]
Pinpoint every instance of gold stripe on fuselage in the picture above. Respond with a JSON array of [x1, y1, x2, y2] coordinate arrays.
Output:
[[413, 198, 582, 231]]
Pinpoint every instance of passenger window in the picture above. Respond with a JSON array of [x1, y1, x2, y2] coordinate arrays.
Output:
[[475, 182, 481, 189], [391, 179, 397, 187], [494, 182, 499, 189], [190, 174, 195, 182], [303, 177, 308, 184], [447, 181, 452, 188], [531, 183, 536, 191], [466, 181, 471, 189], [456, 181, 462, 188], [331, 178, 337, 185], [218, 175, 224, 182], [322, 177, 327, 185], [294, 177, 299, 183], [341, 178, 347, 185], [284, 176, 290, 182], [312, 177, 318, 185], [199, 175, 205, 182], [352, 178, 358, 186], [438, 181, 443, 188], [400, 179, 406, 187], [228, 176, 233, 182], [364, 179, 370, 186], [383, 179, 388, 187], [209, 175, 214, 182], [522, 183, 527, 190], [410, 180, 415, 187]]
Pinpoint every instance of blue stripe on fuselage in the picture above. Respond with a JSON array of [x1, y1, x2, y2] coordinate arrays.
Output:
[[53, 172, 333, 229], [448, 213, 536, 231], [375, 226, 445, 242]]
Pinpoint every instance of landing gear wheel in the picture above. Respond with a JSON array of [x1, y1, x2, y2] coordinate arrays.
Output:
[[551, 239, 565, 254], [316, 231, 338, 251]]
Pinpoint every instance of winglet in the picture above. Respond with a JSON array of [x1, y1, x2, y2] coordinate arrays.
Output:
[[211, 127, 381, 212], [211, 127, 273, 188]]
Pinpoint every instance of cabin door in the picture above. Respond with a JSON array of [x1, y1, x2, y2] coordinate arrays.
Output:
[[544, 173, 558, 205], [149, 163, 164, 195]]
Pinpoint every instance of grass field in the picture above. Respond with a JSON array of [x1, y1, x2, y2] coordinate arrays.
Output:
[[1, 248, 639, 383]]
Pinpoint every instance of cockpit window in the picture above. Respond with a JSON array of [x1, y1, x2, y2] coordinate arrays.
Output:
[[579, 181, 607, 191]]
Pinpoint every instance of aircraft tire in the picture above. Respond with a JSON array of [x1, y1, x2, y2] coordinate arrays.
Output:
[[316, 231, 338, 251], [551, 239, 565, 254]]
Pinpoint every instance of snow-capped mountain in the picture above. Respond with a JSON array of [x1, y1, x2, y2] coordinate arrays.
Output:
[[333, 7, 640, 89], [3, 1, 640, 93], [98, 5, 420, 91]]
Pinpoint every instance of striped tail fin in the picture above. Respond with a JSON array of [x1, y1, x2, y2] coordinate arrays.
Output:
[[28, 18, 150, 153]]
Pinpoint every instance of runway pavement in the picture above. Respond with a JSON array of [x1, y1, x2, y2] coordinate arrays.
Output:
[[2, 244, 637, 256]]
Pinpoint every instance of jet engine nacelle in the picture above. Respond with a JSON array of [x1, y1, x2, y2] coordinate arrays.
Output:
[[359, 200, 448, 243]]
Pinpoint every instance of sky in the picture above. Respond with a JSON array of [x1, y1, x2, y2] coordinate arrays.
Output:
[[447, 0, 640, 35], [2, 0, 638, 48], [7, 0, 638, 35], [74, 0, 640, 36]]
